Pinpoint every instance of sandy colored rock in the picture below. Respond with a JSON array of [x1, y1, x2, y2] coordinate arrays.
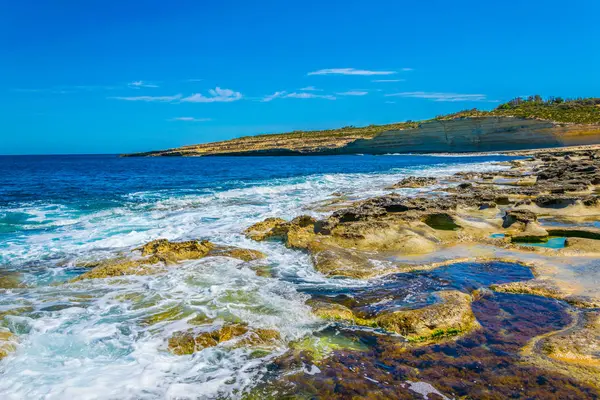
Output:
[[72, 256, 165, 281], [544, 311, 600, 368], [243, 218, 287, 241], [491, 279, 600, 309], [0, 328, 17, 359], [208, 246, 266, 262], [0, 271, 23, 289], [136, 239, 214, 263], [376, 290, 479, 342], [167, 324, 280, 355], [388, 176, 437, 189], [310, 291, 479, 344]]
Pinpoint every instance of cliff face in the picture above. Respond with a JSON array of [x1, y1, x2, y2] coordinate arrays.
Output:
[[125, 117, 600, 157], [338, 117, 600, 154]]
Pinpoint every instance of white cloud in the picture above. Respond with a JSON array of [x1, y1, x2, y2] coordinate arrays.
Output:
[[129, 80, 159, 89], [262, 91, 336, 102], [287, 92, 336, 100], [299, 86, 322, 91], [262, 91, 288, 102], [181, 87, 242, 103], [111, 94, 183, 102], [372, 79, 405, 83], [385, 101, 397, 104], [336, 91, 368, 96], [308, 68, 396, 76], [186, 78, 204, 82], [170, 117, 212, 122], [401, 68, 414, 71], [385, 91, 488, 102]]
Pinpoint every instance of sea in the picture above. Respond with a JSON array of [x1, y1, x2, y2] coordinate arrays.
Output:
[[0, 153, 520, 399]]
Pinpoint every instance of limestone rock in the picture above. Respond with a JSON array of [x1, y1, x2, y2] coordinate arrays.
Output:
[[0, 328, 17, 359], [388, 176, 437, 189], [244, 218, 287, 241], [136, 239, 214, 263], [168, 324, 280, 355]]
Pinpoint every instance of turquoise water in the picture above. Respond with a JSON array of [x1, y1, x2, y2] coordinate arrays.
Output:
[[0, 154, 518, 399], [521, 237, 567, 249]]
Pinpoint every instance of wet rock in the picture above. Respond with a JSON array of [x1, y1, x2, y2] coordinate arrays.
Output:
[[543, 310, 600, 370], [388, 176, 437, 189], [490, 280, 600, 309], [0, 271, 23, 289], [0, 328, 17, 359], [72, 256, 166, 281], [167, 324, 280, 355], [136, 239, 214, 263], [244, 216, 317, 248], [244, 217, 287, 241], [208, 246, 267, 262], [376, 291, 479, 342], [141, 304, 193, 326], [310, 291, 479, 344], [73, 239, 262, 281]]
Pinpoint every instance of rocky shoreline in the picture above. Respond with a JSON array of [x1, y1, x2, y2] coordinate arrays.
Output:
[[3, 147, 600, 397], [242, 146, 600, 392]]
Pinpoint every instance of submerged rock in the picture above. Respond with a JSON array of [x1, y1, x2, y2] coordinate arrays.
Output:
[[72, 256, 165, 281], [0, 271, 23, 289]]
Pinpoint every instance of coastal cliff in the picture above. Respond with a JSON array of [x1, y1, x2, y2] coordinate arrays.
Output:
[[124, 97, 600, 156]]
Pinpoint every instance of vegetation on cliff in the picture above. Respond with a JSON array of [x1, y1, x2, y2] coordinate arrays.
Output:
[[438, 96, 600, 125]]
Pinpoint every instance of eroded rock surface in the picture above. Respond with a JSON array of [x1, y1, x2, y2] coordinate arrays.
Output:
[[73, 239, 267, 281]]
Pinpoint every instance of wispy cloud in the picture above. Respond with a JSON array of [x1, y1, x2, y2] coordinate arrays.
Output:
[[262, 91, 336, 102], [401, 68, 414, 72], [170, 117, 212, 122], [385, 91, 488, 102], [372, 79, 405, 83], [336, 91, 368, 96], [186, 78, 204, 82], [181, 87, 242, 103], [112, 94, 183, 102], [308, 68, 396, 76], [385, 101, 397, 104], [128, 80, 159, 89], [299, 86, 322, 91]]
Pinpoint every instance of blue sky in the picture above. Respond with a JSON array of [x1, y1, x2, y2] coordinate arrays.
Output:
[[1, 0, 599, 155]]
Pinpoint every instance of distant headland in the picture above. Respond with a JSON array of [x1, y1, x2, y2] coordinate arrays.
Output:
[[123, 96, 600, 157]]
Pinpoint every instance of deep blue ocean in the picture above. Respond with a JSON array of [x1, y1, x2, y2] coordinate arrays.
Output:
[[0, 153, 517, 398]]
